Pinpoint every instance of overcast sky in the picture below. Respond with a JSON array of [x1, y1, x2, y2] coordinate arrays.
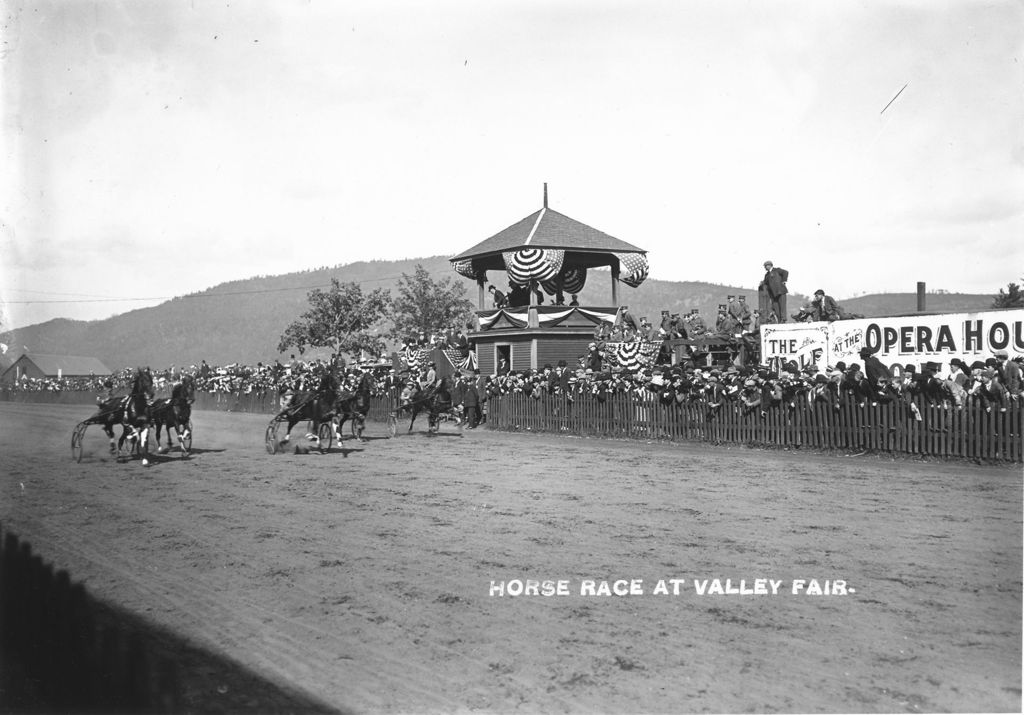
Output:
[[2, 0, 1022, 330]]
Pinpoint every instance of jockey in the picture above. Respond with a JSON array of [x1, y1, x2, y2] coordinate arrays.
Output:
[[433, 376, 453, 412], [97, 378, 115, 403]]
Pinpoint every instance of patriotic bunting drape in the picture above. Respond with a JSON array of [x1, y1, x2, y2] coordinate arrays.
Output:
[[453, 260, 479, 280], [541, 266, 587, 296], [476, 307, 617, 330], [503, 249, 565, 286], [615, 252, 649, 288], [478, 309, 531, 329], [604, 341, 660, 371]]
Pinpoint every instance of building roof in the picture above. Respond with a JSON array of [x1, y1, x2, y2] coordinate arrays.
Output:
[[451, 207, 645, 262], [7, 353, 112, 376]]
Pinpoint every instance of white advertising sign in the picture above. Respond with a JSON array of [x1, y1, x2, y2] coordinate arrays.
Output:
[[761, 309, 1024, 377], [760, 323, 829, 373]]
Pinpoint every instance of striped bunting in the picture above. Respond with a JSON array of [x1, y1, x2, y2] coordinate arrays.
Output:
[[453, 260, 478, 280], [615, 252, 649, 288], [503, 248, 565, 286], [605, 341, 660, 371], [541, 266, 587, 296]]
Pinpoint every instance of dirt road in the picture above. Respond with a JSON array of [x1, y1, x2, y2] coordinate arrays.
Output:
[[1, 403, 1020, 712]]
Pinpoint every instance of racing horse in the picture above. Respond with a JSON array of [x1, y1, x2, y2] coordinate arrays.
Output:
[[274, 367, 340, 452], [398, 377, 462, 435], [152, 374, 196, 455], [334, 371, 373, 443], [122, 367, 156, 465]]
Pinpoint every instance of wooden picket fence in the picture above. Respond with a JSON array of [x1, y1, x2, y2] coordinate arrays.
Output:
[[486, 392, 1023, 462], [4, 388, 1019, 461], [0, 524, 184, 711]]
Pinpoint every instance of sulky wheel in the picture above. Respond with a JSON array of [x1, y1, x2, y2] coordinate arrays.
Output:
[[265, 420, 280, 454], [71, 423, 87, 463], [317, 421, 333, 453], [387, 414, 398, 439]]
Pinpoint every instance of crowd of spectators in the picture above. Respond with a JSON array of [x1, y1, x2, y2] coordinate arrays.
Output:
[[475, 347, 1022, 417], [1, 358, 394, 398], [3, 347, 1021, 432]]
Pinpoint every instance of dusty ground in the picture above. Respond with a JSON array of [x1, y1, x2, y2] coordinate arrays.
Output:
[[1, 402, 1021, 713]]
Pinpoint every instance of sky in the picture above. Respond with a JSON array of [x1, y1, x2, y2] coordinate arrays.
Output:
[[2, 0, 1022, 330]]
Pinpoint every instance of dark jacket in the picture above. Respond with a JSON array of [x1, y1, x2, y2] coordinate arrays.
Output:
[[760, 267, 789, 297]]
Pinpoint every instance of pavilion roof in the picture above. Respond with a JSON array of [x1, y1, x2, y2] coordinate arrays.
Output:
[[450, 207, 645, 263]]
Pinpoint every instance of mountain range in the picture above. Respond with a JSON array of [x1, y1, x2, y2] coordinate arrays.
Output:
[[0, 255, 996, 371]]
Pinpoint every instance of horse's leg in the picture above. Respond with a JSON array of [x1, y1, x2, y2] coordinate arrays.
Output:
[[281, 414, 298, 444], [117, 425, 131, 454], [141, 423, 151, 466], [155, 419, 167, 453], [102, 422, 117, 453], [309, 414, 321, 446]]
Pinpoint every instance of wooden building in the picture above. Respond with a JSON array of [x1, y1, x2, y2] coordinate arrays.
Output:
[[449, 187, 649, 374], [0, 353, 112, 384]]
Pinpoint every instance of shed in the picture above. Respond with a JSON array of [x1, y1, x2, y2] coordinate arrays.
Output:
[[0, 353, 113, 384]]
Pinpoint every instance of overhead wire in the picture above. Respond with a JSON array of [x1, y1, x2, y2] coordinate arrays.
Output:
[[2, 271, 416, 305]]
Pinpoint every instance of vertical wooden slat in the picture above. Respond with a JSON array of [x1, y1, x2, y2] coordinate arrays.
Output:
[[467, 383, 1021, 463]]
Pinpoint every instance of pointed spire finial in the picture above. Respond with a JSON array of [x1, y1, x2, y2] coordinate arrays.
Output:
[[543, 183, 548, 208]]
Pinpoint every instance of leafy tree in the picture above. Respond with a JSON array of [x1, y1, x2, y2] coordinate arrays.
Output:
[[278, 279, 390, 358], [389, 264, 474, 341], [992, 279, 1023, 309]]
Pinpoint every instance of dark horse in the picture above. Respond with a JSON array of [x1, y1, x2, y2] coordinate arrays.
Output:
[[86, 368, 154, 460], [152, 374, 196, 455], [335, 371, 373, 443], [277, 368, 340, 452], [399, 377, 461, 435]]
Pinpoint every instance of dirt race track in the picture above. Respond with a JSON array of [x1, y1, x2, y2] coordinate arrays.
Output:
[[1, 402, 1021, 713]]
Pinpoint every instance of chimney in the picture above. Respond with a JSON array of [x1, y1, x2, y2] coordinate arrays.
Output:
[[917, 282, 926, 312], [543, 183, 548, 208]]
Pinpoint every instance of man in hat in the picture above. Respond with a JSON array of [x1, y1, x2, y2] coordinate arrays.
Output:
[[688, 308, 707, 336], [618, 305, 639, 333], [716, 308, 742, 338], [729, 294, 752, 329], [758, 260, 789, 323], [714, 305, 727, 333], [978, 368, 1009, 412], [993, 349, 1021, 398], [811, 289, 841, 322], [659, 309, 672, 335], [462, 373, 481, 428], [638, 316, 654, 341]]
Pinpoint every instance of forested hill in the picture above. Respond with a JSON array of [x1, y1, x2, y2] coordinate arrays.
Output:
[[0, 254, 994, 369]]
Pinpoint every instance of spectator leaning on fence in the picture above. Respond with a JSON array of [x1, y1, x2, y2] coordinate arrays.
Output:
[[993, 349, 1021, 398]]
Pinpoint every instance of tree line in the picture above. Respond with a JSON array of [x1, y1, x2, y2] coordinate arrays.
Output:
[[277, 264, 474, 359]]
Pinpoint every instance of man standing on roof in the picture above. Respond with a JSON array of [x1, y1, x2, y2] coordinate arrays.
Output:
[[759, 261, 789, 323]]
